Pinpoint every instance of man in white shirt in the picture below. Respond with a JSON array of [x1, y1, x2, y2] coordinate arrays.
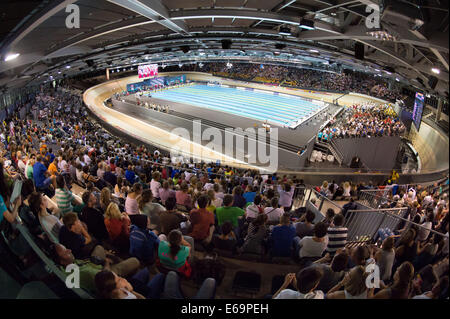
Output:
[[263, 197, 284, 223], [294, 222, 329, 259], [273, 267, 324, 299]]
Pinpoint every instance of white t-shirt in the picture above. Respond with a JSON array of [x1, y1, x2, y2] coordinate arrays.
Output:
[[299, 236, 329, 258], [246, 204, 261, 219], [275, 289, 324, 299], [150, 180, 161, 199], [264, 207, 284, 222], [417, 222, 432, 241]]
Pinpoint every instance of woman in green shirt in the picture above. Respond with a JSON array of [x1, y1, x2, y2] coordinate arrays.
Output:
[[157, 230, 191, 277]]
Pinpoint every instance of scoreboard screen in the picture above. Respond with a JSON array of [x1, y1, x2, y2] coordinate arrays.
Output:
[[412, 92, 424, 130], [138, 64, 158, 78]]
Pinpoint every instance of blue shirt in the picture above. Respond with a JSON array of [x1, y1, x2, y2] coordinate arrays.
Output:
[[125, 169, 135, 184], [46, 152, 55, 163], [129, 225, 160, 262], [270, 225, 296, 257], [0, 195, 7, 223], [33, 162, 48, 188], [243, 192, 256, 204]]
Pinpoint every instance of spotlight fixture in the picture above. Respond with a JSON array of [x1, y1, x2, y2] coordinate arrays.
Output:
[[4, 53, 20, 61], [308, 49, 319, 53], [431, 68, 440, 74]]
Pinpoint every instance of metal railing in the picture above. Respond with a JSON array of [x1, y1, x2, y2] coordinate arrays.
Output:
[[345, 207, 449, 243], [344, 207, 408, 242]]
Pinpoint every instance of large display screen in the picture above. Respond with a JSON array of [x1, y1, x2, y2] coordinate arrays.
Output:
[[412, 92, 424, 130], [138, 64, 158, 78]]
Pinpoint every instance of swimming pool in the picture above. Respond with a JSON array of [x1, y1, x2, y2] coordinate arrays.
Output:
[[149, 84, 322, 127]]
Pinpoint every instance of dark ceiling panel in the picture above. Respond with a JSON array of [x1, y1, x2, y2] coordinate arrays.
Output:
[[245, 0, 281, 10], [163, 0, 214, 10], [215, 0, 246, 7], [185, 18, 213, 27], [0, 0, 43, 44], [213, 18, 234, 26]]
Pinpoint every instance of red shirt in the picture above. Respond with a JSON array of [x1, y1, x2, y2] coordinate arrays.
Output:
[[189, 208, 215, 240]]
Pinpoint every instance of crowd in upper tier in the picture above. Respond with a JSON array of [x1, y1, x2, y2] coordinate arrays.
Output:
[[317, 102, 407, 142], [181, 63, 404, 103], [0, 86, 448, 300]]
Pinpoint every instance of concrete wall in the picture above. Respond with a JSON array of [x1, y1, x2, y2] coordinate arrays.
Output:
[[332, 136, 401, 171]]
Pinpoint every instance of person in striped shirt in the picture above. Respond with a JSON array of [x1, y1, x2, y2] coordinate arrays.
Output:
[[326, 214, 348, 256], [55, 175, 83, 216]]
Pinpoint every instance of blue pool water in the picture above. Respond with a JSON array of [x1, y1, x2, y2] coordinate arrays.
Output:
[[149, 84, 321, 127]]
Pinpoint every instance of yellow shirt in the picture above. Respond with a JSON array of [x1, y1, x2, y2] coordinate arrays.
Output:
[[48, 162, 58, 175]]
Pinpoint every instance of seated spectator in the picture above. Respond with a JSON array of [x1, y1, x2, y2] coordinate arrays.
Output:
[[129, 214, 160, 264], [125, 183, 142, 215], [59, 212, 97, 259], [175, 181, 192, 210], [240, 214, 268, 255], [374, 236, 396, 283], [80, 191, 109, 243], [189, 195, 215, 244], [55, 175, 83, 216], [273, 267, 324, 299], [372, 261, 414, 299], [150, 171, 162, 200], [232, 186, 246, 209], [269, 214, 296, 258], [215, 194, 245, 230], [0, 178, 21, 225], [206, 189, 222, 210], [101, 187, 131, 252], [157, 229, 191, 278], [243, 185, 256, 205], [295, 210, 315, 239], [245, 194, 263, 221], [159, 180, 175, 206], [103, 165, 117, 187], [27, 190, 60, 241], [294, 222, 329, 263], [33, 155, 55, 194], [327, 265, 370, 299], [412, 276, 449, 299], [95, 269, 145, 299], [411, 264, 438, 296], [218, 221, 236, 241], [54, 243, 139, 295], [278, 183, 294, 212], [326, 214, 348, 256], [322, 208, 335, 228], [312, 251, 349, 293], [413, 234, 440, 272], [160, 196, 188, 235], [114, 177, 127, 199], [416, 211, 433, 242], [139, 189, 165, 232], [341, 198, 357, 218], [263, 197, 284, 223], [125, 165, 136, 185]]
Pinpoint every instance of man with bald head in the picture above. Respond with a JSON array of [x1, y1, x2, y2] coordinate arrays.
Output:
[[54, 243, 139, 294]]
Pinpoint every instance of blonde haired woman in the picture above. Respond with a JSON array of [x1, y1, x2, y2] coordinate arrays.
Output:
[[343, 182, 351, 198], [101, 187, 131, 252]]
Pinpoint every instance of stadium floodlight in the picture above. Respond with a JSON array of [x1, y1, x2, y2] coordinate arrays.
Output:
[[299, 19, 315, 30], [308, 49, 319, 53], [4, 53, 20, 61], [431, 68, 440, 74], [65, 65, 71, 69], [396, 78, 400, 81]]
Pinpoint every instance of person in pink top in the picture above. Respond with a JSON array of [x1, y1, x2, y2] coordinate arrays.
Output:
[[159, 180, 176, 205], [125, 183, 142, 215], [176, 181, 192, 210]]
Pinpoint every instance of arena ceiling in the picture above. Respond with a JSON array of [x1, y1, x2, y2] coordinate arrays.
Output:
[[0, 0, 448, 96]]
